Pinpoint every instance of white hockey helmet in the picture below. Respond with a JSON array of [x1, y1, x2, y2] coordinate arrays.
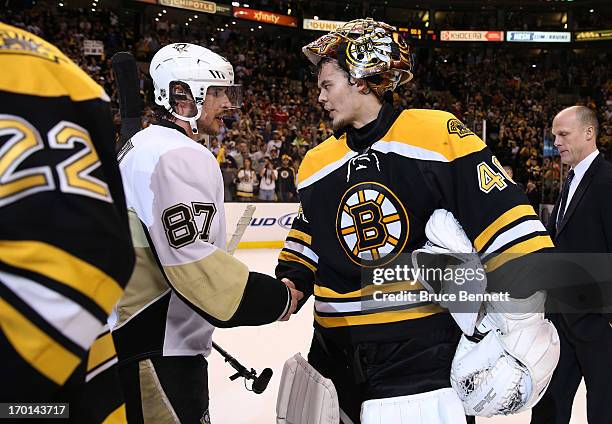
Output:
[[150, 43, 242, 134]]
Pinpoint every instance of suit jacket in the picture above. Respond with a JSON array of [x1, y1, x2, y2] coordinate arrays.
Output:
[[547, 154, 612, 340]]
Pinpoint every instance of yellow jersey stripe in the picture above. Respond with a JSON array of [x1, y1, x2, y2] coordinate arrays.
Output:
[[101, 404, 127, 424], [314, 304, 444, 328], [298, 135, 351, 185], [0, 240, 123, 315], [0, 23, 106, 101], [87, 332, 116, 372], [314, 281, 424, 299], [287, 229, 312, 245], [474, 205, 537, 252], [278, 251, 317, 272], [0, 297, 81, 385], [380, 110, 486, 162], [484, 235, 554, 273]]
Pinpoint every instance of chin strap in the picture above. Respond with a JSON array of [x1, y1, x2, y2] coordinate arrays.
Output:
[[169, 104, 202, 135]]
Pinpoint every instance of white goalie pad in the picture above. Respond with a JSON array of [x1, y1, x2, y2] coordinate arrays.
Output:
[[361, 388, 467, 424], [276, 353, 340, 424], [411, 209, 487, 335], [450, 291, 560, 416]]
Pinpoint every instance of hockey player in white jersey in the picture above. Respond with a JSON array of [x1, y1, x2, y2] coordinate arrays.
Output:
[[112, 43, 303, 424]]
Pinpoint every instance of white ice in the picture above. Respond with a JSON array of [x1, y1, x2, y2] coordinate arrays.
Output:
[[208, 249, 587, 423]]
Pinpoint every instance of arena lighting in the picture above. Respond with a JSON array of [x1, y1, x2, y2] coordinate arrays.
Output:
[[288, 8, 292, 15], [590, 9, 594, 13], [225, 24, 228, 27], [532, 64, 537, 68], [91, 7, 95, 11], [443, 59, 448, 63], [231, 1, 239, 6], [155, 18, 159, 21], [162, 9, 167, 13], [250, 28, 254, 31], [158, 12, 162, 16], [210, 37, 214, 41], [243, 4, 249, 7], [185, 22, 189, 26], [232, 21, 236, 24], [258, 25, 262, 29], [194, 14, 198, 18], [425, 22, 429, 27], [58, 2, 63, 5], [189, 18, 192, 21], [314, 16, 319, 20]]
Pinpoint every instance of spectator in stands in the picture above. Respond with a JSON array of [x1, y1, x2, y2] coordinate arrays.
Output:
[[276, 155, 297, 202], [220, 149, 238, 201], [259, 157, 278, 201], [236, 158, 257, 201]]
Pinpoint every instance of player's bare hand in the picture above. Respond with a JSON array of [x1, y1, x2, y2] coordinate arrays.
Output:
[[280, 278, 303, 321]]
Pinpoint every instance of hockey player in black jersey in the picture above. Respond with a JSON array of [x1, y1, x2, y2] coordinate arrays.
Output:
[[275, 19, 559, 424], [0, 22, 134, 422]]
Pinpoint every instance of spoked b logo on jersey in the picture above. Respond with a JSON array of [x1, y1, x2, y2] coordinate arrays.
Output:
[[335, 167, 484, 316]]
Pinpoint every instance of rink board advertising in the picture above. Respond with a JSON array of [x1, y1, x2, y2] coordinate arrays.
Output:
[[506, 31, 571, 43], [158, 0, 217, 13], [233, 7, 298, 27], [440, 31, 503, 42], [302, 19, 347, 32], [575, 29, 612, 41]]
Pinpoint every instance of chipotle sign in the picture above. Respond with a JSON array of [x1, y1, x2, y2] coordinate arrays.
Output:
[[233, 7, 298, 27]]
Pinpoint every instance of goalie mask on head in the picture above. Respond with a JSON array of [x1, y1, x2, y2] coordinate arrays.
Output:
[[150, 43, 242, 134], [302, 18, 414, 98]]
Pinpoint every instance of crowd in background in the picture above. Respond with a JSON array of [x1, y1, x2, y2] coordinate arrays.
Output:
[[3, 1, 611, 206]]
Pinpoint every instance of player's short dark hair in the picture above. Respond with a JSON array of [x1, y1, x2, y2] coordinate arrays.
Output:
[[315, 57, 355, 87], [153, 104, 174, 123], [575, 106, 599, 139], [315, 57, 391, 103]]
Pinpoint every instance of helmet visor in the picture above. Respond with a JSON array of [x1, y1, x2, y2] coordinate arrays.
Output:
[[205, 84, 243, 109]]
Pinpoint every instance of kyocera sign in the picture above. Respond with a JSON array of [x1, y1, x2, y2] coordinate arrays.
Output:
[[440, 31, 503, 42]]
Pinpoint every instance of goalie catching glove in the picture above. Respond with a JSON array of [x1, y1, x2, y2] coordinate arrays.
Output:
[[451, 290, 560, 416], [413, 209, 560, 416]]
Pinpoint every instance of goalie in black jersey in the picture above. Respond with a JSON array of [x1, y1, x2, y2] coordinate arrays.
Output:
[[275, 19, 560, 424]]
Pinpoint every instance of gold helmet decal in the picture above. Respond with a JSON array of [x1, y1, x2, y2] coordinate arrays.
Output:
[[303, 18, 413, 97]]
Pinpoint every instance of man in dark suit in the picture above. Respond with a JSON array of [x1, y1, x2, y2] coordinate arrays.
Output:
[[531, 106, 612, 424]]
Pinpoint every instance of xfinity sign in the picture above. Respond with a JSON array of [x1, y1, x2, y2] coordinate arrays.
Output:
[[507, 31, 570, 43]]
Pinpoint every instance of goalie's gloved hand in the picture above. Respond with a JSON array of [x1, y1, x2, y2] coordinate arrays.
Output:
[[411, 209, 487, 335]]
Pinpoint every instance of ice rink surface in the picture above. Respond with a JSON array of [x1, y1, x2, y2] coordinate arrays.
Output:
[[208, 249, 587, 423]]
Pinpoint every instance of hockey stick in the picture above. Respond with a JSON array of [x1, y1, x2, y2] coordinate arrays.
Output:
[[226, 204, 256, 255], [111, 52, 142, 150]]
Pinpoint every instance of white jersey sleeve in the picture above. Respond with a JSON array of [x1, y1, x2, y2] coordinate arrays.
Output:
[[120, 125, 290, 325]]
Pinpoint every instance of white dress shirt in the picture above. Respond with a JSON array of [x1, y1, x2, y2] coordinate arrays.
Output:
[[562, 149, 600, 216]]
